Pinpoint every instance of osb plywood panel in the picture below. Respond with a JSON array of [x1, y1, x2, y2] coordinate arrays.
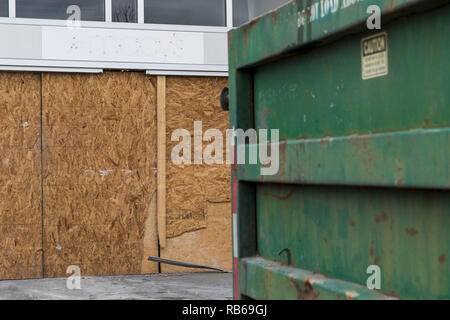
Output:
[[166, 162, 204, 217], [166, 76, 230, 159], [0, 148, 41, 185], [0, 72, 42, 280], [194, 164, 231, 203], [43, 151, 152, 186], [166, 162, 231, 238], [0, 265, 42, 280], [0, 128, 40, 148], [0, 184, 41, 225], [43, 183, 151, 227], [0, 73, 41, 129], [161, 202, 232, 273], [42, 71, 158, 278], [165, 76, 231, 239]]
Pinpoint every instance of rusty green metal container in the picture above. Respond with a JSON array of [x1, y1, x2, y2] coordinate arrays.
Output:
[[229, 0, 450, 300]]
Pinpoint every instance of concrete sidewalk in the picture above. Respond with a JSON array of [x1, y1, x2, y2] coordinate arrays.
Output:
[[0, 272, 232, 300]]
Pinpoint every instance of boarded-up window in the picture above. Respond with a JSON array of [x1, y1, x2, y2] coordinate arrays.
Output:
[[0, 0, 8, 17], [112, 0, 137, 23], [144, 0, 226, 26], [16, 0, 105, 21]]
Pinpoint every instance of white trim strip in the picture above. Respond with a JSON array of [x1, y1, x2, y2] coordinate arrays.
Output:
[[0, 59, 227, 72], [105, 0, 112, 22], [226, 0, 233, 27], [137, 0, 144, 24], [233, 214, 238, 258], [0, 65, 103, 73], [146, 70, 228, 77], [8, 0, 15, 18], [0, 17, 231, 33]]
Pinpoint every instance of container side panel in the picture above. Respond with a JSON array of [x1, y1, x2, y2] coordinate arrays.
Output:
[[256, 183, 450, 299], [254, 5, 450, 140]]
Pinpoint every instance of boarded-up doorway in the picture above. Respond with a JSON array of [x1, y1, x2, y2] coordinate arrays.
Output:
[[0, 71, 159, 279], [41, 72, 159, 277]]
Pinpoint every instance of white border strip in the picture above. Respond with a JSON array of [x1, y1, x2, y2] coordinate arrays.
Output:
[[0, 65, 103, 73], [105, 0, 112, 23], [8, 0, 15, 18], [0, 17, 230, 33], [226, 0, 233, 27], [0, 59, 227, 72], [146, 70, 228, 77], [137, 0, 144, 24]]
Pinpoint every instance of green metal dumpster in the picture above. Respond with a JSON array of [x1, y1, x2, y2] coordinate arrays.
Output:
[[229, 0, 450, 300]]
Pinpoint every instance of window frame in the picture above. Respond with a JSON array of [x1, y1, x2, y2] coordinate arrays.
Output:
[[143, 0, 227, 27], [2, 0, 234, 29], [15, 0, 106, 22]]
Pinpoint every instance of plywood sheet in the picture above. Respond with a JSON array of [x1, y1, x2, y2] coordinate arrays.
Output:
[[0, 71, 230, 279], [42, 71, 158, 277], [0, 73, 41, 128], [161, 202, 232, 273], [161, 76, 232, 271], [0, 72, 42, 280], [0, 184, 41, 225], [166, 76, 229, 158], [165, 76, 231, 239]]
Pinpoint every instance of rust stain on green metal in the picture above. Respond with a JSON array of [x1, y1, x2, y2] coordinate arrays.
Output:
[[229, 0, 450, 300]]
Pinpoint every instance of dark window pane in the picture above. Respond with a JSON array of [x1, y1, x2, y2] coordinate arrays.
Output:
[[233, 0, 290, 26], [145, 0, 226, 26], [112, 0, 137, 23], [16, 0, 105, 21], [232, 0, 248, 27], [0, 0, 8, 17]]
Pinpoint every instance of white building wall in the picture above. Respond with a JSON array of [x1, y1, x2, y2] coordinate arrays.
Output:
[[0, 18, 229, 75], [0, 0, 289, 75]]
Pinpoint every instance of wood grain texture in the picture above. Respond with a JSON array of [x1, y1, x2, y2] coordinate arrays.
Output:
[[161, 202, 232, 273], [141, 191, 158, 273], [0, 72, 42, 280], [165, 76, 231, 238], [157, 76, 167, 248], [0, 71, 230, 279], [160, 76, 232, 272], [42, 71, 158, 277]]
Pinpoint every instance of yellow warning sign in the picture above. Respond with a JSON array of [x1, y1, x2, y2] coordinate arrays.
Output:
[[361, 32, 388, 80]]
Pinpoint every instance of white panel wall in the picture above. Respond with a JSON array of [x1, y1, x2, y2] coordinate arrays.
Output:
[[0, 19, 228, 74]]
